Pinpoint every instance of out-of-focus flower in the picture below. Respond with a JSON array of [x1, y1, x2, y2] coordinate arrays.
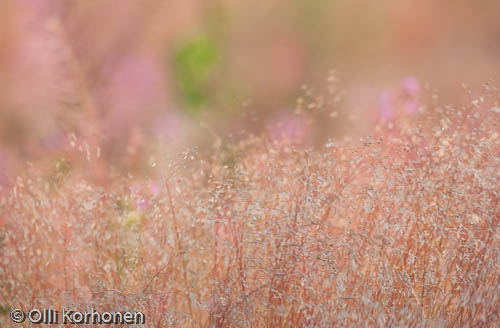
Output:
[[149, 181, 161, 198], [378, 76, 421, 121], [402, 76, 420, 97], [136, 198, 148, 211], [105, 53, 165, 133], [268, 112, 311, 144]]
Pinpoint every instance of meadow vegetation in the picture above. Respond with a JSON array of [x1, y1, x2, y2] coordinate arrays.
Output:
[[1, 82, 500, 327]]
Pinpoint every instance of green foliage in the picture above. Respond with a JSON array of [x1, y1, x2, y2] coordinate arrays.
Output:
[[0, 304, 9, 315], [174, 37, 219, 112], [116, 198, 132, 215]]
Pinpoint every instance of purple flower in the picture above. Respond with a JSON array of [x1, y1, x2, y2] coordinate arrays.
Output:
[[402, 76, 420, 97]]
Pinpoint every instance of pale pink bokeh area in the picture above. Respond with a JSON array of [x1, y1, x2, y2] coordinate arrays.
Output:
[[0, 0, 500, 178], [379, 91, 393, 121], [243, 34, 306, 102], [153, 111, 187, 142], [104, 52, 167, 138], [268, 112, 312, 145], [401, 76, 421, 114], [377, 77, 421, 121]]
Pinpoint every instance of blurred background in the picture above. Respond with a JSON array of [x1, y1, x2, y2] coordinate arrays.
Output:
[[1, 0, 499, 183]]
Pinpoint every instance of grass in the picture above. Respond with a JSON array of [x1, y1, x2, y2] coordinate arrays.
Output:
[[1, 83, 500, 327]]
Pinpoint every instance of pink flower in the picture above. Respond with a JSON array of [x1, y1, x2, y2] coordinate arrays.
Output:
[[149, 181, 161, 198], [377, 77, 421, 120], [136, 197, 149, 210], [268, 113, 310, 144], [404, 99, 419, 114], [402, 76, 420, 97], [104, 53, 166, 135]]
